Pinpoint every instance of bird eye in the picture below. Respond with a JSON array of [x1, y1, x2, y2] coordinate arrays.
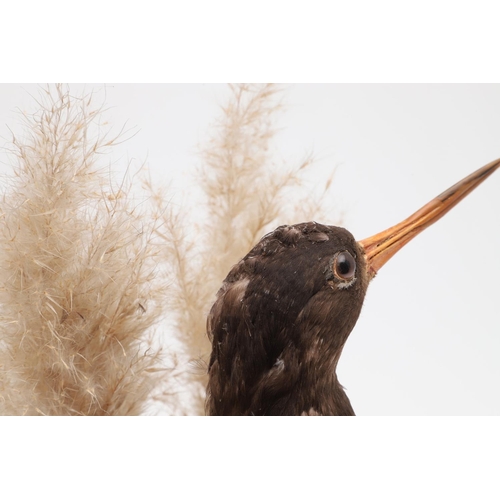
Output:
[[333, 251, 356, 280]]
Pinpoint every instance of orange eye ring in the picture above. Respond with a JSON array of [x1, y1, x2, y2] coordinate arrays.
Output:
[[333, 251, 356, 281]]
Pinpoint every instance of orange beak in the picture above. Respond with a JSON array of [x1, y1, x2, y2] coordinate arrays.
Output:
[[359, 158, 500, 279]]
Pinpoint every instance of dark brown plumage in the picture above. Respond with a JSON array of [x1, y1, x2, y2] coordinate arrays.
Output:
[[206, 223, 367, 415], [206, 159, 500, 416]]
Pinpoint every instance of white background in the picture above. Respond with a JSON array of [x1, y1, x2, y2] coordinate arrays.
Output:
[[1, 83, 499, 416], [3, 0, 500, 497]]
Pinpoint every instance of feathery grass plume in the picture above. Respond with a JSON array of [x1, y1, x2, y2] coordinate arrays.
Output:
[[150, 83, 339, 414], [0, 85, 172, 415]]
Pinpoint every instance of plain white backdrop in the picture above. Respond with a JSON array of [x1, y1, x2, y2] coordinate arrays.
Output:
[[3, 1, 500, 497], [0, 83, 499, 415]]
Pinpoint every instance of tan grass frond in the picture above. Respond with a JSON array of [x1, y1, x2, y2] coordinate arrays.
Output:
[[0, 85, 173, 415], [149, 83, 339, 414]]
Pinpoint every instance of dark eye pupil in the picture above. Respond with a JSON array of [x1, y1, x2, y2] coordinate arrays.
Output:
[[338, 258, 350, 275], [334, 251, 356, 280]]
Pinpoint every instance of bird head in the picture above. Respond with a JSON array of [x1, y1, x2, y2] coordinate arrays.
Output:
[[206, 159, 500, 416]]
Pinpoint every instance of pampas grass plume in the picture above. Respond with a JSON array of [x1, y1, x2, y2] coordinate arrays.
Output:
[[149, 83, 338, 414], [0, 85, 170, 415]]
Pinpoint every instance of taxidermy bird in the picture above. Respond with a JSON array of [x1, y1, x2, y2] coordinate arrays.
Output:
[[206, 159, 500, 416]]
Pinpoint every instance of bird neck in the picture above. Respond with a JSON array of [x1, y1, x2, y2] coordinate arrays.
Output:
[[207, 344, 354, 416], [271, 348, 355, 416]]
